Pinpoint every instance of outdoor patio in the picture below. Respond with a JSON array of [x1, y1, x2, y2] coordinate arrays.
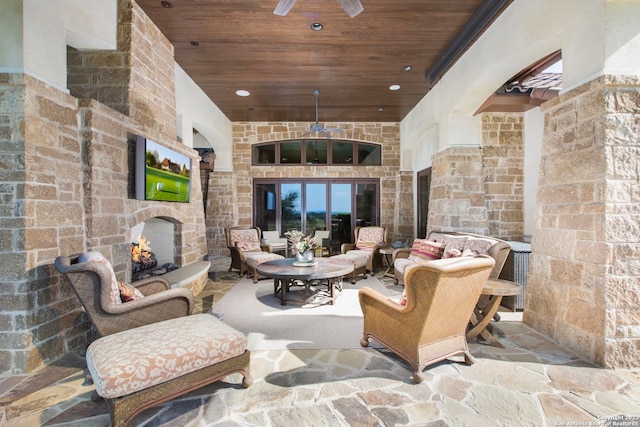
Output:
[[1, 258, 638, 426]]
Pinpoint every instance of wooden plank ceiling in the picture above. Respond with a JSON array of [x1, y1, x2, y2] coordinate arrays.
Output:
[[136, 0, 509, 123]]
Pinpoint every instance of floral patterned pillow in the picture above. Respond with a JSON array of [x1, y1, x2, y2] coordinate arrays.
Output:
[[118, 281, 145, 302], [78, 251, 121, 305]]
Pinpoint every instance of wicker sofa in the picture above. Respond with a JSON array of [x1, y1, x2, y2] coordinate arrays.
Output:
[[392, 230, 512, 285]]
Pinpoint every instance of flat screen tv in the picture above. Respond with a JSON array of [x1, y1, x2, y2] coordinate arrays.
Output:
[[135, 135, 191, 203]]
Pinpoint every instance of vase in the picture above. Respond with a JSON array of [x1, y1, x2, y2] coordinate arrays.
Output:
[[295, 250, 315, 263]]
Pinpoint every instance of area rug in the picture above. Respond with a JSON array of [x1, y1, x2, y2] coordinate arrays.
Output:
[[210, 275, 398, 350]]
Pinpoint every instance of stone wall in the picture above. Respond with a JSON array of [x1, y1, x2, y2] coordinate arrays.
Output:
[[428, 146, 488, 234], [427, 114, 525, 242], [525, 75, 640, 368], [482, 113, 525, 240], [0, 0, 207, 374], [205, 122, 412, 256]]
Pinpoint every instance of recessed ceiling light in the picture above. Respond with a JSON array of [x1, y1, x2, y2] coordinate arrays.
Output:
[[160, 1, 172, 8], [236, 90, 250, 97], [401, 65, 412, 71], [377, 107, 384, 112], [389, 85, 401, 91], [190, 41, 199, 47], [310, 23, 323, 31]]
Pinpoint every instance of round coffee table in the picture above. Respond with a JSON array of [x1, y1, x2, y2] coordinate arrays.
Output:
[[256, 257, 354, 306]]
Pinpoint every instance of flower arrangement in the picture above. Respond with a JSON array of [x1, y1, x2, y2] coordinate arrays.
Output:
[[284, 230, 319, 254]]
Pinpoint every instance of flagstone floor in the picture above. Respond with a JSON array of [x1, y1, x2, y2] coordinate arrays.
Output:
[[1, 257, 639, 426]]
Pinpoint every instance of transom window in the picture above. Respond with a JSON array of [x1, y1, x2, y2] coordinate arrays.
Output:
[[252, 139, 381, 166]]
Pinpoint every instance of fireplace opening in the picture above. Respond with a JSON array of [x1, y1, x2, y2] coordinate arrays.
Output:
[[131, 218, 179, 281]]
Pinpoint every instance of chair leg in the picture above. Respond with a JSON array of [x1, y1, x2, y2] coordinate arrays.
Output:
[[464, 351, 476, 365]]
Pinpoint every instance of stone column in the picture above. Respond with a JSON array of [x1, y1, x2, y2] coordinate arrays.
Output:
[[481, 113, 525, 241], [205, 171, 239, 257], [525, 75, 640, 368], [428, 146, 487, 234]]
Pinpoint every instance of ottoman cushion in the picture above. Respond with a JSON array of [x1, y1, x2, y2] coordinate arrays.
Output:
[[332, 253, 367, 269], [86, 313, 247, 399], [245, 252, 284, 268]]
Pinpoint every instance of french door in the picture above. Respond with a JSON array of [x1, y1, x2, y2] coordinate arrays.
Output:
[[254, 179, 380, 250], [417, 167, 432, 237]]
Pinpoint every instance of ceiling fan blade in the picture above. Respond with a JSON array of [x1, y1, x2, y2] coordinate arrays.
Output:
[[274, 0, 297, 16], [324, 128, 344, 133], [337, 0, 364, 18]]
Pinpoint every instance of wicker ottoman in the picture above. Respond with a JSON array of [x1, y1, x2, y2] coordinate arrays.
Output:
[[330, 253, 368, 283], [245, 252, 285, 283], [86, 313, 252, 426]]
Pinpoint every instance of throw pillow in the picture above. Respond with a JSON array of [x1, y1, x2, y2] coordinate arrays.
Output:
[[236, 241, 261, 252], [462, 248, 477, 257], [463, 237, 494, 255], [442, 248, 462, 259], [408, 239, 444, 261], [78, 251, 122, 306], [432, 234, 468, 252], [118, 281, 145, 302]]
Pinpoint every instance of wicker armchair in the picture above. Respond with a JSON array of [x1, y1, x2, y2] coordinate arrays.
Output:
[[55, 252, 193, 338], [341, 226, 387, 273], [225, 226, 283, 282], [359, 256, 495, 383]]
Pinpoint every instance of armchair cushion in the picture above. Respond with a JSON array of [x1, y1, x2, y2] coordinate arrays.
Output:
[[229, 229, 261, 252], [355, 227, 385, 250]]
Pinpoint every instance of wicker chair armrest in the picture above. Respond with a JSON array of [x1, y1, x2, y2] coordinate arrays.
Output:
[[359, 286, 404, 315], [392, 248, 411, 262], [341, 243, 356, 253], [261, 244, 273, 253], [131, 276, 171, 295], [104, 286, 194, 316]]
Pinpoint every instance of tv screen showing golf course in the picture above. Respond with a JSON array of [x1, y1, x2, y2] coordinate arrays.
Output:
[[135, 136, 191, 203]]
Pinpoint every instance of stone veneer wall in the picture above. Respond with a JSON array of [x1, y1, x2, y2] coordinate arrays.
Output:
[[205, 122, 413, 256], [428, 147, 488, 234], [427, 114, 525, 242], [525, 75, 640, 368], [0, 1, 207, 374], [482, 114, 525, 241]]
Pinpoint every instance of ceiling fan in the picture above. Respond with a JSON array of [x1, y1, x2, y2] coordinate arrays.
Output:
[[303, 90, 345, 138], [274, 0, 364, 18]]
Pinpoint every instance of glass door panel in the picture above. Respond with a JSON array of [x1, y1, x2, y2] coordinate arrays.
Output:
[[255, 183, 278, 232], [355, 183, 378, 227], [417, 168, 432, 237], [281, 183, 302, 233], [305, 183, 327, 233], [330, 183, 352, 251]]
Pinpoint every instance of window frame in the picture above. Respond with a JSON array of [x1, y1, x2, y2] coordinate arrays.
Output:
[[252, 139, 381, 166]]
